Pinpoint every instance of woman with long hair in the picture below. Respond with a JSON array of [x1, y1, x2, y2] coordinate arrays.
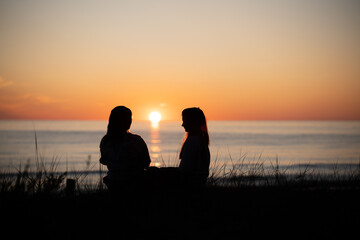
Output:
[[178, 107, 210, 187], [99, 106, 151, 191]]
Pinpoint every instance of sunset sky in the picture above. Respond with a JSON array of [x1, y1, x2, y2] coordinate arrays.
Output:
[[1, 0, 359, 121]]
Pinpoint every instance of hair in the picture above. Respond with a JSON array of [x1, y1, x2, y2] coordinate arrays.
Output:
[[107, 106, 132, 137], [180, 107, 209, 151]]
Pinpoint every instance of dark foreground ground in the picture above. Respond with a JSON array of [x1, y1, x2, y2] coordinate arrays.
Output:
[[1, 185, 360, 240]]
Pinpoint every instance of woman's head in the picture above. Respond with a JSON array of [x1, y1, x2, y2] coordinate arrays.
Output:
[[107, 106, 132, 136], [181, 107, 209, 146]]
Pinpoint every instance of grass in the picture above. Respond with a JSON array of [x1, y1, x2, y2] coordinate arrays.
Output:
[[1, 129, 359, 194], [1, 158, 360, 240], [1, 162, 359, 239], [1, 136, 359, 239], [207, 152, 360, 189], [1, 150, 360, 195]]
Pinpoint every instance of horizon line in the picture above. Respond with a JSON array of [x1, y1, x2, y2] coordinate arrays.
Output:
[[0, 118, 359, 122]]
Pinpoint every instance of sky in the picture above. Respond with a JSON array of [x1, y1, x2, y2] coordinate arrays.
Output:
[[0, 0, 359, 121]]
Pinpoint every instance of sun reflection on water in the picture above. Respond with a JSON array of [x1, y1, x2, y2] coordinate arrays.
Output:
[[151, 122, 159, 128], [149, 123, 162, 167]]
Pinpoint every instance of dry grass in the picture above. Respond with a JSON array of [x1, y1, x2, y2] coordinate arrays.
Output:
[[1, 132, 359, 195]]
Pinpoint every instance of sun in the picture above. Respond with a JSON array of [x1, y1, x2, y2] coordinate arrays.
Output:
[[149, 111, 162, 125]]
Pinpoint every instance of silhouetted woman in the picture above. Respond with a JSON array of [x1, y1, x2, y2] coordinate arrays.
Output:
[[100, 106, 151, 191], [179, 107, 210, 188]]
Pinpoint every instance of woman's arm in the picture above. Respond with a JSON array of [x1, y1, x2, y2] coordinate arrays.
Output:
[[99, 149, 108, 165], [140, 138, 151, 169], [99, 136, 108, 165], [179, 137, 201, 174]]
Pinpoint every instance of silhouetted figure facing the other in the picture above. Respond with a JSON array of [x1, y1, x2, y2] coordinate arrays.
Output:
[[100, 106, 151, 192], [179, 107, 210, 189]]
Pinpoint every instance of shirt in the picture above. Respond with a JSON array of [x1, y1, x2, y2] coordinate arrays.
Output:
[[179, 135, 210, 178], [99, 133, 151, 179]]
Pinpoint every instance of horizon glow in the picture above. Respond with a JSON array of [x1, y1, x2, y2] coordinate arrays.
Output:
[[1, 1, 359, 121]]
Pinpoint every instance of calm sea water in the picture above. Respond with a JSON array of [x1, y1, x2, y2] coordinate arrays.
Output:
[[1, 120, 360, 179]]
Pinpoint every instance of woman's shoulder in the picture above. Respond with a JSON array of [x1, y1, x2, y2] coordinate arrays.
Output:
[[126, 132, 146, 143], [100, 135, 110, 145], [100, 134, 119, 148], [100, 135, 117, 151], [186, 135, 203, 146], [186, 135, 209, 152]]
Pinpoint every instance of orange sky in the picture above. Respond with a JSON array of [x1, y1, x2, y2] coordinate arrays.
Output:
[[1, 0, 360, 121]]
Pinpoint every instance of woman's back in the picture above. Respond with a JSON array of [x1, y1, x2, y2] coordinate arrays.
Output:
[[100, 133, 151, 179]]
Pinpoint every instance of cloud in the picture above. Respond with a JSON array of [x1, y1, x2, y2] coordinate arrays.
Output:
[[0, 77, 13, 88], [34, 95, 69, 104], [0, 93, 68, 108]]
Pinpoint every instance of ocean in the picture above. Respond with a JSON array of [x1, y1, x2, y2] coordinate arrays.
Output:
[[1, 120, 360, 182]]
